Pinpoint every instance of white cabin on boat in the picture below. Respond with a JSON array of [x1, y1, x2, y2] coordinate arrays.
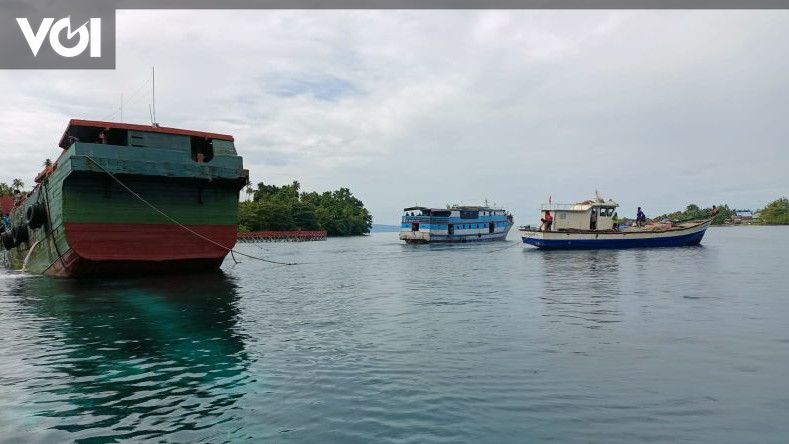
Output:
[[542, 198, 619, 231]]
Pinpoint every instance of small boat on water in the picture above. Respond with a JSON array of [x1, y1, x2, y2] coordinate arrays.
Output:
[[519, 197, 712, 249], [400, 205, 513, 244]]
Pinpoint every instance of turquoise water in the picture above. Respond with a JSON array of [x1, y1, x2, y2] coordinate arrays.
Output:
[[1, 227, 788, 442]]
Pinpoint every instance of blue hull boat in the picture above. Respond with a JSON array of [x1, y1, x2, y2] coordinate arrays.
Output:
[[400, 205, 513, 244], [520, 218, 712, 250]]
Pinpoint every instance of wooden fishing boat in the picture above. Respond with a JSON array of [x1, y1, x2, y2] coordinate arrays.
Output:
[[519, 197, 712, 249], [1, 119, 247, 277]]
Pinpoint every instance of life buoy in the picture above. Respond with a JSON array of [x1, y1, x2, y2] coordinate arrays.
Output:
[[26, 203, 47, 229]]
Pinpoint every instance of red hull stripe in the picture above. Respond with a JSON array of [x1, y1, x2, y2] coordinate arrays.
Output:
[[65, 222, 237, 261]]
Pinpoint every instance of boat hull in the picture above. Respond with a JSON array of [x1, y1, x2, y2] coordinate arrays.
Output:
[[400, 230, 510, 244], [520, 220, 711, 250], [45, 249, 226, 278]]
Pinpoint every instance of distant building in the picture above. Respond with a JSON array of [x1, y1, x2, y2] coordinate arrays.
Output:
[[0, 196, 13, 216], [731, 210, 755, 225]]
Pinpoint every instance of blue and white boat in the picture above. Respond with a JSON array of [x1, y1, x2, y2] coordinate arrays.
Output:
[[519, 197, 712, 249], [400, 205, 513, 244]]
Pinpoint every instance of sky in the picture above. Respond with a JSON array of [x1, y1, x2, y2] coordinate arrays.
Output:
[[0, 10, 787, 224]]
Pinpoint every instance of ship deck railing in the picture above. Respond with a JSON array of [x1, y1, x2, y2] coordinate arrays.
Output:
[[402, 216, 449, 223], [540, 203, 587, 211]]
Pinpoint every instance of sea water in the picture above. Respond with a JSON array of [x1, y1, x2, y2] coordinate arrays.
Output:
[[1, 227, 788, 442]]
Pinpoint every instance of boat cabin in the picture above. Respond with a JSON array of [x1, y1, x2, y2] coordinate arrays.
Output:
[[57, 119, 238, 163], [542, 199, 619, 231]]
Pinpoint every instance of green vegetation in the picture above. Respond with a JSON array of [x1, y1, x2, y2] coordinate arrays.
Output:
[[0, 179, 24, 197], [238, 181, 372, 236], [759, 197, 789, 225], [653, 204, 734, 225]]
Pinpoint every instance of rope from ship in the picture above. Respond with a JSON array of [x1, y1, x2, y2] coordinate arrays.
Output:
[[486, 241, 522, 253], [85, 156, 298, 266]]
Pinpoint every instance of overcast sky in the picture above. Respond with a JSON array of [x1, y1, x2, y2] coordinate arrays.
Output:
[[1, 10, 787, 224]]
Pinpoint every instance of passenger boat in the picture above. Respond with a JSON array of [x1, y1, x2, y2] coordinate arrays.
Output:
[[400, 205, 513, 244], [519, 197, 712, 249], [1, 119, 247, 277]]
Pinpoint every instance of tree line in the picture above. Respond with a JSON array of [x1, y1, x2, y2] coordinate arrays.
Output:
[[238, 181, 372, 236], [0, 179, 24, 197], [1, 160, 52, 197], [653, 197, 789, 225], [653, 204, 734, 225], [759, 198, 789, 224]]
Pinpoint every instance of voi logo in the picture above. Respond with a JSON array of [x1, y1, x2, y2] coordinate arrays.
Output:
[[16, 17, 101, 58]]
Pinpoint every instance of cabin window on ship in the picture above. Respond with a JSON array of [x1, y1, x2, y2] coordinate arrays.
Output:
[[191, 136, 214, 163]]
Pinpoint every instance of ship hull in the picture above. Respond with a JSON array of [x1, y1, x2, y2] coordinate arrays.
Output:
[[45, 249, 226, 278], [38, 222, 237, 277], [400, 230, 510, 244]]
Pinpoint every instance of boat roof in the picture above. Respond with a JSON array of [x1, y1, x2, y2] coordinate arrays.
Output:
[[542, 199, 619, 212], [403, 205, 507, 212], [58, 119, 234, 148]]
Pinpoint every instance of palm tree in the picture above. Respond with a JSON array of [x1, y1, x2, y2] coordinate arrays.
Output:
[[43, 158, 52, 168], [245, 186, 254, 202], [11, 179, 23, 192]]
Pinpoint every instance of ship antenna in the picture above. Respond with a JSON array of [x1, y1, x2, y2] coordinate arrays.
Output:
[[151, 66, 157, 126]]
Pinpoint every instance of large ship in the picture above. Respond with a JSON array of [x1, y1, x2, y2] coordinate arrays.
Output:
[[400, 205, 513, 244], [1, 119, 247, 277]]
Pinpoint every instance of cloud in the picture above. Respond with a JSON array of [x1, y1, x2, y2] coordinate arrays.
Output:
[[268, 74, 358, 102], [0, 10, 787, 224]]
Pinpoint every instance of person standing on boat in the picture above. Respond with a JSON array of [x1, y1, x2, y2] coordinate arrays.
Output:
[[711, 205, 719, 217], [541, 211, 554, 231], [636, 207, 646, 227]]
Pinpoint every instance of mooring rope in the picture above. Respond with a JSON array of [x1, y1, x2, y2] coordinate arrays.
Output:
[[85, 156, 298, 266], [486, 241, 522, 253]]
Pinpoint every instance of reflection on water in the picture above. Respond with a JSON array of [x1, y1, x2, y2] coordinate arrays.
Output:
[[538, 250, 623, 329], [0, 273, 249, 442]]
